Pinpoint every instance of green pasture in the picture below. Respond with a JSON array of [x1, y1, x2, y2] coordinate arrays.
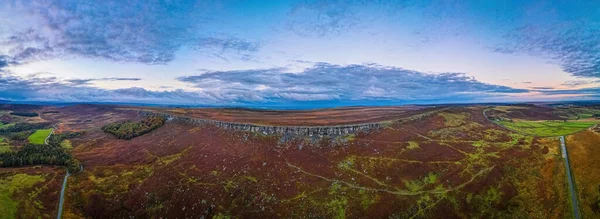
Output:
[[27, 129, 52, 145], [498, 120, 598, 137]]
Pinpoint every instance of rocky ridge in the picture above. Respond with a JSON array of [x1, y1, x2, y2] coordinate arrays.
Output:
[[140, 111, 383, 137]]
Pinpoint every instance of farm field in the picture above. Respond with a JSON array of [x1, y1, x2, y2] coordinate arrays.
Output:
[[497, 120, 598, 137], [566, 130, 600, 218], [27, 129, 52, 145]]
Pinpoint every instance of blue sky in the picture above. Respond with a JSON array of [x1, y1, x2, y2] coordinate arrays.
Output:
[[1, 0, 599, 108]]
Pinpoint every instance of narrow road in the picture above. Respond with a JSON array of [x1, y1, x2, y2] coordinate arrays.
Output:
[[560, 136, 581, 219], [44, 129, 53, 145], [56, 170, 70, 219]]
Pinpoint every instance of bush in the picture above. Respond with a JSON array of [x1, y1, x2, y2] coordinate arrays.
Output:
[[102, 116, 166, 140]]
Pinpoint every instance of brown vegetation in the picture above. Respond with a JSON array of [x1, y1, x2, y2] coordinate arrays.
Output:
[[137, 105, 430, 126], [567, 131, 600, 218], [56, 105, 569, 218], [2, 103, 595, 218]]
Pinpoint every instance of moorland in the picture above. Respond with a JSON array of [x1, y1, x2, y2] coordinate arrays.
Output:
[[0, 102, 599, 218]]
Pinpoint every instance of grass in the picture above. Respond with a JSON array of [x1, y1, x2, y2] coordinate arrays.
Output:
[[439, 112, 469, 127], [497, 120, 598, 137], [60, 139, 73, 150], [407, 141, 420, 149], [0, 123, 14, 130], [0, 173, 45, 218], [27, 129, 52, 145], [0, 137, 11, 153]]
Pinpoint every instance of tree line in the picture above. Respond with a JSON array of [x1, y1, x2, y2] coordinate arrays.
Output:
[[9, 111, 39, 117], [0, 128, 83, 173], [0, 122, 51, 141], [102, 116, 166, 140]]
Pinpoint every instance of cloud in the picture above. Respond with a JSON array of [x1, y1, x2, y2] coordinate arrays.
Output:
[[0, 70, 216, 104], [561, 80, 598, 88], [0, 58, 8, 69], [483, 2, 600, 79], [65, 77, 142, 86], [192, 36, 261, 62], [0, 56, 18, 69], [2, 62, 597, 108], [284, 0, 407, 37], [0, 1, 261, 65], [178, 63, 528, 103], [530, 86, 555, 90], [537, 87, 600, 96]]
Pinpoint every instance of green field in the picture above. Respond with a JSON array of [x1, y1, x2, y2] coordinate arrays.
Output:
[[27, 129, 53, 145], [498, 120, 598, 137]]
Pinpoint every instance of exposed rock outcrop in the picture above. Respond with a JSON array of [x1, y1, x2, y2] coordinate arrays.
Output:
[[140, 111, 382, 137]]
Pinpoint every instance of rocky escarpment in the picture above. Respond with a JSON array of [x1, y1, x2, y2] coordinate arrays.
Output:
[[140, 111, 383, 138]]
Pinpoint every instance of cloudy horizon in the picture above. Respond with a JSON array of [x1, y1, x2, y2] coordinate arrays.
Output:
[[1, 0, 600, 108]]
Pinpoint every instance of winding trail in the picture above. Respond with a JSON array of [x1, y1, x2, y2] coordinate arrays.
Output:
[[560, 136, 581, 219]]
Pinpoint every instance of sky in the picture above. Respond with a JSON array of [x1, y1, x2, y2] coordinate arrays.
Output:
[[1, 0, 600, 108]]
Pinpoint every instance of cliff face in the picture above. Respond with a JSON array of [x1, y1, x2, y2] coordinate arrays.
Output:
[[140, 111, 382, 137]]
